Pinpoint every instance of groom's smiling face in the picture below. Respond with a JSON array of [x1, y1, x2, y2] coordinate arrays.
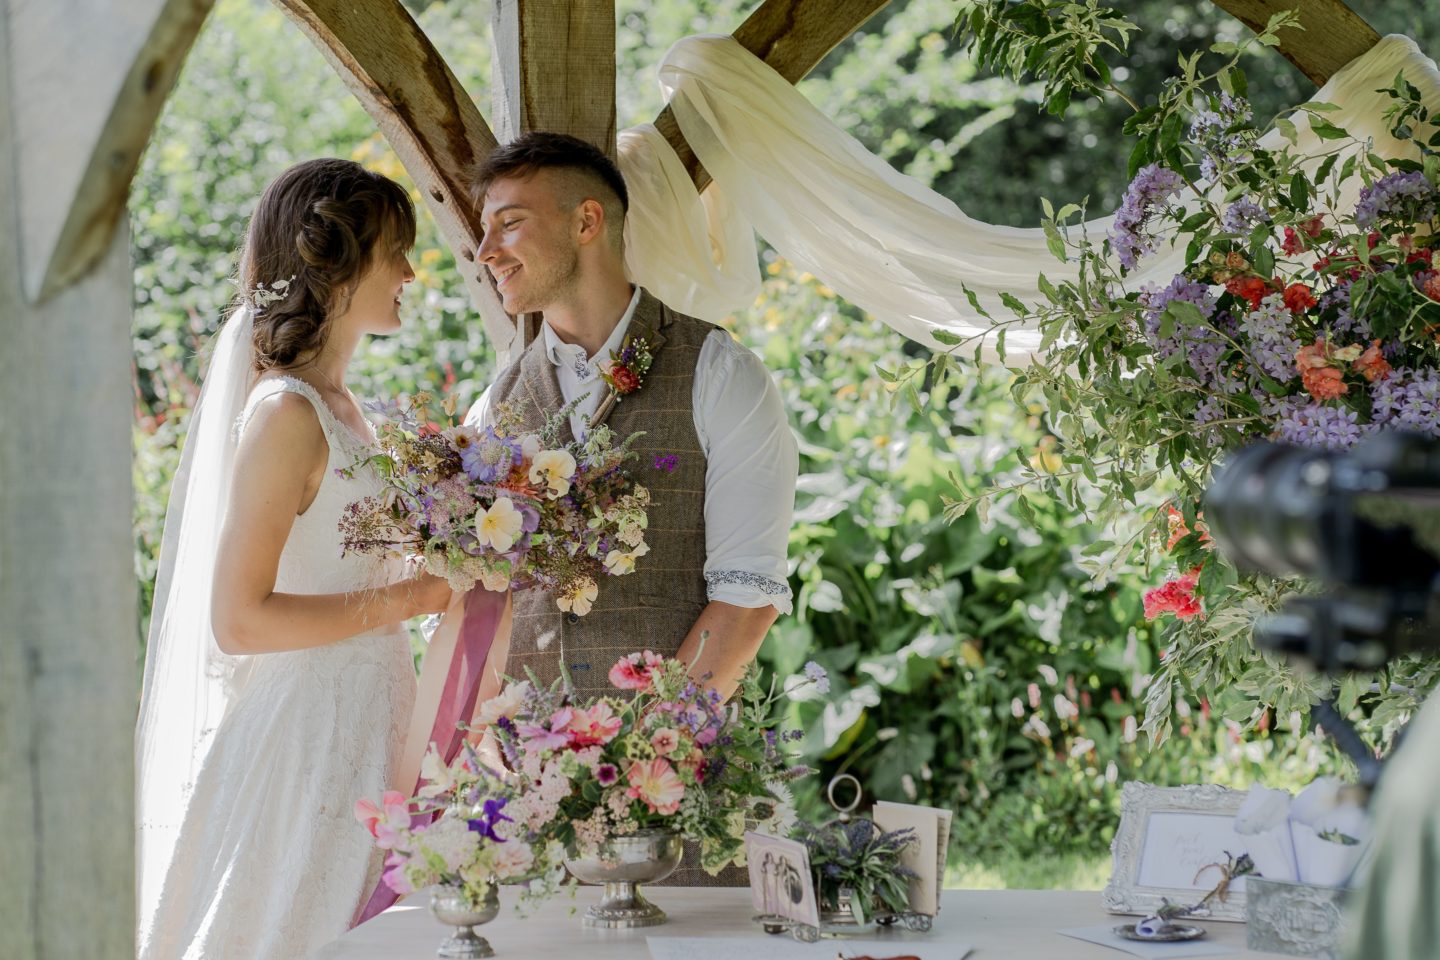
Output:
[[477, 169, 582, 315]]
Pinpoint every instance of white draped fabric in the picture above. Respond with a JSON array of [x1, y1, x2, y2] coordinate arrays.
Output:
[[617, 34, 1440, 359]]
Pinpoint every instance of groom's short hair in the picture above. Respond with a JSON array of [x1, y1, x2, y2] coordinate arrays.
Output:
[[473, 132, 629, 216]]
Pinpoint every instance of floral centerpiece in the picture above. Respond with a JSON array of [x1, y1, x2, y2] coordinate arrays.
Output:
[[339, 394, 649, 614], [482, 648, 823, 873], [353, 744, 571, 911], [916, 3, 1440, 744]]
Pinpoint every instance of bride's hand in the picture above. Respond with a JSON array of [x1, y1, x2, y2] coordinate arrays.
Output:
[[404, 572, 454, 616]]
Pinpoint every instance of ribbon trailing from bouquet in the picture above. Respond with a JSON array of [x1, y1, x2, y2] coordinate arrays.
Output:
[[353, 587, 513, 925]]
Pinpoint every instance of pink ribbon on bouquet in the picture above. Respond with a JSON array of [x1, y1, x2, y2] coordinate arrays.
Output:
[[353, 586, 512, 926]]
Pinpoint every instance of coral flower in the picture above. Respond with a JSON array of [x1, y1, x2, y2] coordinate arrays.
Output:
[[1296, 342, 1348, 401], [1143, 567, 1204, 621], [625, 757, 686, 814], [566, 701, 624, 747], [355, 790, 411, 849], [1354, 341, 1393, 383], [1282, 283, 1317, 313], [1225, 275, 1270, 309], [650, 727, 680, 756], [608, 650, 665, 691]]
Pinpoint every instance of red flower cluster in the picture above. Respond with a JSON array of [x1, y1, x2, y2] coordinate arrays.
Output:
[[1165, 505, 1213, 551], [609, 364, 642, 395], [1280, 216, 1325, 256], [1143, 567, 1204, 621]]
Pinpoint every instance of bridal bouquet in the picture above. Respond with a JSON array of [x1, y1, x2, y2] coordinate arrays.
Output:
[[339, 393, 649, 614], [482, 649, 825, 872], [354, 743, 571, 911]]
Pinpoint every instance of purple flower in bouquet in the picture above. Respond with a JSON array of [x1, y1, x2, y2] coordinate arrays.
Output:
[[1320, 285, 1373, 340], [1355, 170, 1435, 229], [1111, 164, 1185, 270], [1372, 369, 1440, 437], [467, 796, 513, 842], [1140, 275, 1220, 366], [595, 763, 619, 787], [1240, 293, 1302, 380], [1190, 93, 1253, 178], [461, 431, 518, 483], [1221, 198, 1270, 235], [1273, 399, 1366, 450]]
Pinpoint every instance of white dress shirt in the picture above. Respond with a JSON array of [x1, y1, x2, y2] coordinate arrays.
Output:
[[467, 288, 797, 613]]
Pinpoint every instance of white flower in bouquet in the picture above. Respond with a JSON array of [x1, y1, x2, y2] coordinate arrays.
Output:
[[421, 816, 482, 874], [475, 681, 533, 726], [474, 497, 524, 552], [555, 577, 598, 616], [417, 744, 456, 799], [529, 449, 577, 498], [602, 542, 649, 575]]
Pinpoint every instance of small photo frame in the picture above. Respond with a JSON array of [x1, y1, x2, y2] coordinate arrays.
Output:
[[1102, 781, 1252, 922], [745, 831, 819, 928]]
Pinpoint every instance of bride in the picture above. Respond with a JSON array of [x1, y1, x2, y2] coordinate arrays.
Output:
[[136, 158, 452, 959]]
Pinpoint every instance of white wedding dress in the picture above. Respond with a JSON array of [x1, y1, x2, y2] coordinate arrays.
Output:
[[138, 377, 416, 960]]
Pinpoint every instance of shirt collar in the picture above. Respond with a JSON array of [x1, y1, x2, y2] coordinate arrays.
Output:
[[542, 286, 642, 375]]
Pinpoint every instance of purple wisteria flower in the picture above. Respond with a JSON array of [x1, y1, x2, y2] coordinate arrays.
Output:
[[1239, 293, 1301, 380], [1372, 368, 1440, 436], [1188, 93, 1253, 180], [1110, 164, 1186, 270], [1319, 285, 1372, 340], [1139, 275, 1222, 378], [1273, 400, 1366, 450], [1221, 198, 1270, 235], [1354, 171, 1436, 230]]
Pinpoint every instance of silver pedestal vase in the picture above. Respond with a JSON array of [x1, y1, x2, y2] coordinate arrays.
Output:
[[429, 882, 500, 959], [563, 827, 684, 928]]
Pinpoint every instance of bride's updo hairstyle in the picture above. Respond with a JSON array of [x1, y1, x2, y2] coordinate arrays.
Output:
[[240, 158, 416, 370]]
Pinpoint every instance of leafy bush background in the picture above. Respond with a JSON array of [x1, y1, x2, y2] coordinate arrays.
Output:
[[132, 0, 1430, 881]]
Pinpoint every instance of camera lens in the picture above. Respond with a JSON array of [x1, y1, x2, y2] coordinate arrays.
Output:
[[1205, 441, 1337, 579]]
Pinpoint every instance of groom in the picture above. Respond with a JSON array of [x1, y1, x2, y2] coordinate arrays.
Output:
[[466, 131, 797, 705]]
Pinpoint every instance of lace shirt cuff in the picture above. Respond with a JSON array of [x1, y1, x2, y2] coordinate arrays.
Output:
[[705, 570, 794, 615]]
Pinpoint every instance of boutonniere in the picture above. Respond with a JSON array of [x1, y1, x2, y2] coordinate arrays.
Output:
[[591, 335, 654, 425]]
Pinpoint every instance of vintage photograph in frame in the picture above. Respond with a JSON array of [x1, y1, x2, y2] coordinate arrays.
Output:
[[1102, 781, 1253, 922], [745, 831, 820, 928]]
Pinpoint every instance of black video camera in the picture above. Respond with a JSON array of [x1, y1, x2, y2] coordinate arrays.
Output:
[[1205, 430, 1440, 674]]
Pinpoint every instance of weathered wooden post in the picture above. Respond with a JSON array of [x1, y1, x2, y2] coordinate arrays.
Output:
[[0, 1, 210, 956]]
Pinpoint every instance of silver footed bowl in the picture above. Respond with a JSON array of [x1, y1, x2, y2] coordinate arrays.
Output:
[[429, 882, 500, 959], [564, 827, 684, 928]]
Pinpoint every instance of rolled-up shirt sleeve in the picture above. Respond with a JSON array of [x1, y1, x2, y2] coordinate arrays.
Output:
[[694, 330, 798, 614]]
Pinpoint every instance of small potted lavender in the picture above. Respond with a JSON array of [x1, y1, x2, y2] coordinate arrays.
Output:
[[794, 817, 917, 930]]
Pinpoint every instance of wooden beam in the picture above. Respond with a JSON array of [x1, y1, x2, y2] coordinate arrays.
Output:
[[490, 0, 617, 156], [1210, 0, 1379, 86], [655, 0, 893, 191], [276, 0, 516, 359], [491, 0, 617, 346], [10, 0, 213, 304]]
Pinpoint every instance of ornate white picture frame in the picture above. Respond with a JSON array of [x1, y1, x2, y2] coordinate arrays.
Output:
[[1102, 781, 1252, 923]]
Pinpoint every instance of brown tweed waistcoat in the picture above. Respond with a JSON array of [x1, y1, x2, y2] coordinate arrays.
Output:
[[491, 289, 711, 698], [489, 289, 747, 887]]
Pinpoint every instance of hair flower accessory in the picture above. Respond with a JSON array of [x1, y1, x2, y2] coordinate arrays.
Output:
[[239, 275, 296, 313]]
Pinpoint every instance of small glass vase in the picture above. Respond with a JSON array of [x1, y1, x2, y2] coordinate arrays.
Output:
[[563, 827, 684, 928], [429, 882, 500, 959]]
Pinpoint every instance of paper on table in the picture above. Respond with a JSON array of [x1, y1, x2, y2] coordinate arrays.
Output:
[[872, 801, 953, 915], [647, 936, 972, 960], [1058, 925, 1234, 959]]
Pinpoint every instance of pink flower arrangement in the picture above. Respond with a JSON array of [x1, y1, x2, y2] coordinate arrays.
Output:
[[484, 647, 821, 873], [1144, 567, 1205, 621]]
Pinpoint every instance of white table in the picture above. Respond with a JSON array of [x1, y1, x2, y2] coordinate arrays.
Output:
[[318, 887, 1282, 958]]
